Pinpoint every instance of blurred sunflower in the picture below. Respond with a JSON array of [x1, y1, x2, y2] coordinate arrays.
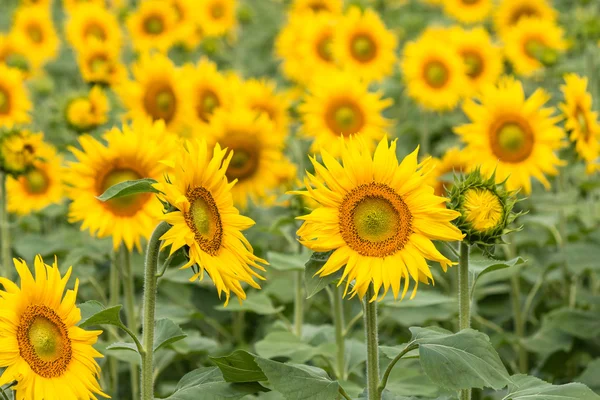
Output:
[[443, 0, 493, 24], [560, 74, 600, 174], [299, 71, 392, 157], [10, 5, 59, 68], [0, 129, 43, 175], [20, 0, 52, 7], [76, 40, 126, 86], [494, 0, 557, 38], [295, 137, 464, 300], [0, 64, 31, 128], [455, 76, 565, 193], [0, 34, 34, 78], [63, 0, 105, 13], [64, 86, 109, 132], [66, 4, 121, 52], [169, 0, 203, 49], [401, 34, 467, 111], [427, 147, 469, 196], [118, 53, 189, 133], [333, 7, 397, 83], [127, 0, 177, 53], [0, 256, 107, 400], [504, 17, 566, 77], [6, 142, 64, 215], [153, 138, 267, 304], [65, 119, 176, 251], [238, 78, 291, 134], [196, 0, 237, 37], [289, 0, 343, 15]]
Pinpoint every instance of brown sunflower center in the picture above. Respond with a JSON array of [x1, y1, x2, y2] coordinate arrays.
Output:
[[100, 168, 151, 216], [225, 138, 260, 181], [144, 15, 164, 35], [308, 1, 329, 12], [424, 61, 449, 88], [509, 6, 539, 25], [326, 100, 365, 137], [17, 305, 72, 379], [197, 89, 220, 122], [339, 182, 412, 257], [211, 2, 225, 19], [89, 54, 109, 74], [350, 34, 377, 63], [0, 87, 10, 114], [461, 0, 480, 4], [185, 187, 223, 256], [144, 81, 177, 122], [463, 52, 483, 78], [26, 23, 43, 43], [490, 120, 534, 163], [253, 103, 276, 121], [84, 23, 107, 41], [24, 168, 49, 194], [316, 35, 334, 62]]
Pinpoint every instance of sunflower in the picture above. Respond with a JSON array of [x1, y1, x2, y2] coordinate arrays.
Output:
[[0, 256, 107, 400], [295, 137, 464, 300], [494, 0, 557, 38], [153, 138, 267, 304], [76, 40, 126, 86], [333, 7, 397, 83], [117, 53, 189, 133], [0, 34, 34, 78], [0, 64, 31, 128], [443, 0, 493, 24], [289, 0, 343, 15], [196, 0, 237, 37], [10, 6, 59, 68], [401, 34, 467, 111], [64, 86, 109, 131], [127, 0, 178, 53], [6, 142, 64, 215], [65, 119, 176, 251], [169, 0, 203, 49], [299, 71, 392, 158], [560, 74, 600, 173], [427, 147, 469, 196], [454, 76, 565, 194], [0, 130, 43, 175], [63, 0, 105, 13], [66, 4, 121, 52], [503, 17, 566, 77], [205, 107, 289, 208], [237, 78, 291, 134]]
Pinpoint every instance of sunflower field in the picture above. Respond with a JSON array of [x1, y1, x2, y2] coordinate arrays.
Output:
[[1, 0, 600, 399]]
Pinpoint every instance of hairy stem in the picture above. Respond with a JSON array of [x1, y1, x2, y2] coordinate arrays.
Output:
[[121, 248, 139, 399], [364, 286, 380, 400], [109, 249, 120, 396], [458, 242, 471, 400], [332, 285, 346, 381]]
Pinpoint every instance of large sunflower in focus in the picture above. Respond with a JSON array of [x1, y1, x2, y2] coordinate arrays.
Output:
[[65, 119, 176, 251], [333, 7, 397, 83], [455, 76, 565, 194], [66, 4, 121, 52], [494, 0, 557, 38], [299, 71, 391, 157], [153, 138, 267, 304], [444, 0, 492, 24], [0, 256, 107, 400], [238, 78, 291, 134], [127, 0, 177, 52], [76, 40, 126, 86], [0, 64, 31, 128], [295, 137, 464, 300], [196, 0, 237, 37], [10, 6, 59, 68]]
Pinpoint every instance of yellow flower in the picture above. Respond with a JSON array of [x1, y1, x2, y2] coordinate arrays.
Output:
[[427, 147, 469, 196], [6, 142, 64, 215], [0, 64, 31, 128], [455, 76, 565, 194], [504, 17, 566, 77], [237, 78, 291, 134], [10, 6, 59, 68], [127, 0, 178, 53], [66, 4, 121, 52], [494, 0, 557, 38], [401, 34, 467, 111], [443, 0, 493, 24], [299, 71, 392, 158], [117, 53, 189, 133], [63, 0, 105, 13], [196, 0, 237, 37], [169, 0, 203, 49], [0, 130, 43, 175], [462, 188, 503, 232], [333, 7, 397, 83], [289, 0, 343, 15], [295, 137, 464, 300], [65, 119, 176, 251], [560, 74, 600, 174], [153, 138, 267, 304], [0, 34, 35, 78], [76, 40, 126, 86], [0, 256, 107, 400], [65, 86, 109, 131]]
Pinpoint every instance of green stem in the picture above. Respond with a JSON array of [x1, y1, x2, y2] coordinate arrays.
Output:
[[458, 242, 471, 400], [293, 270, 304, 337], [140, 222, 170, 400], [332, 285, 346, 381], [378, 341, 418, 396], [0, 173, 11, 278], [109, 249, 120, 397], [363, 286, 380, 400], [511, 274, 527, 373], [338, 386, 352, 400], [121, 248, 140, 400]]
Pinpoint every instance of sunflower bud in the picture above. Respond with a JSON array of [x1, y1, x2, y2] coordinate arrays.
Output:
[[0, 129, 44, 176]]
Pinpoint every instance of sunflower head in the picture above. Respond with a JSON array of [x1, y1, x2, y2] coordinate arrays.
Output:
[[76, 40, 126, 85], [64, 86, 109, 131], [0, 129, 43, 175]]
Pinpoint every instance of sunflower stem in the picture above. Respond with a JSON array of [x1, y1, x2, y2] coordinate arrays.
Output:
[[141, 222, 170, 400], [121, 248, 140, 400], [332, 285, 346, 381], [109, 249, 120, 397], [0, 173, 11, 279], [363, 286, 380, 400], [293, 270, 304, 337], [458, 242, 471, 400]]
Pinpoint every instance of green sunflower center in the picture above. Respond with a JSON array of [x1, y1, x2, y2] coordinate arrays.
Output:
[[100, 168, 151, 216], [24, 168, 49, 194], [326, 101, 365, 137], [576, 107, 590, 141], [351, 34, 377, 63], [353, 197, 398, 243], [144, 82, 177, 122], [490, 120, 534, 163], [197, 90, 220, 122], [27, 24, 43, 43], [0, 88, 10, 114], [316, 35, 334, 62], [84, 23, 106, 41], [463, 188, 503, 232], [524, 39, 557, 66], [463, 52, 483, 78], [225, 139, 260, 181], [424, 61, 449, 88], [90, 55, 108, 74], [185, 187, 223, 256], [144, 15, 164, 35], [211, 3, 225, 18]]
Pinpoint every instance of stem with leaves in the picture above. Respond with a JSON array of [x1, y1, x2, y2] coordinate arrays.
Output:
[[363, 286, 380, 400], [458, 242, 471, 400], [0, 173, 10, 278]]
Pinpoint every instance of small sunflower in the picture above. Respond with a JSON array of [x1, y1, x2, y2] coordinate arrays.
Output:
[[237, 78, 291, 134], [299, 71, 392, 158], [560, 73, 600, 174], [76, 40, 126, 86], [0, 34, 34, 78], [455, 76, 565, 194], [169, 0, 203, 49], [118, 53, 189, 133], [428, 147, 469, 196], [127, 0, 178, 53], [333, 7, 397, 83], [10, 5, 59, 68], [66, 4, 121, 52], [0, 256, 107, 400], [289, 0, 343, 15], [0, 130, 43, 175], [401, 34, 467, 111], [153, 138, 267, 304], [504, 17, 566, 77], [196, 0, 237, 37], [0, 64, 31, 128], [6, 142, 64, 215], [65, 86, 109, 132], [65, 119, 176, 251], [295, 137, 464, 300], [443, 0, 493, 24], [494, 0, 557, 38]]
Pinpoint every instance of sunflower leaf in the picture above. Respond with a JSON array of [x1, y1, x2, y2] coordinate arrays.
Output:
[[210, 350, 267, 383], [503, 374, 600, 400], [96, 178, 159, 201], [78, 302, 124, 329], [107, 342, 139, 353], [154, 318, 187, 352], [304, 251, 343, 299]]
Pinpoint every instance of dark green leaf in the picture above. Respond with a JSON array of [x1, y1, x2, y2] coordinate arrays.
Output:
[[107, 342, 139, 353], [304, 251, 342, 299], [266, 252, 306, 272], [505, 374, 600, 399], [96, 178, 158, 201], [210, 350, 267, 383], [154, 318, 187, 352], [79, 304, 124, 329]]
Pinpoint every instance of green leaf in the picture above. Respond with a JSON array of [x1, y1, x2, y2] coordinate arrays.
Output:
[[266, 252, 306, 272], [564, 242, 600, 275], [210, 350, 267, 383], [215, 292, 284, 315], [78, 300, 105, 324], [255, 331, 318, 363], [255, 358, 339, 400], [79, 304, 124, 329], [381, 293, 457, 326], [107, 342, 139, 353], [544, 308, 600, 340], [577, 358, 600, 393], [469, 256, 525, 293], [154, 318, 187, 352], [504, 374, 600, 400], [304, 251, 343, 299], [96, 178, 158, 201]]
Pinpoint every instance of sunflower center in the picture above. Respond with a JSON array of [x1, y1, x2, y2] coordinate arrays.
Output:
[[197, 90, 220, 122], [576, 107, 590, 141], [490, 120, 534, 163], [339, 182, 412, 257], [463, 52, 483, 78], [90, 55, 108, 74], [17, 305, 72, 378], [424, 61, 448, 88], [316, 35, 334, 62], [211, 2, 225, 18], [143, 82, 177, 122], [225, 139, 260, 181], [308, 1, 328, 12], [144, 15, 164, 34], [326, 101, 365, 137], [463, 188, 503, 232], [84, 23, 107, 41], [5, 53, 30, 73], [24, 168, 49, 194], [185, 187, 223, 256], [27, 24, 43, 43], [253, 104, 276, 121], [524, 39, 557, 66], [461, 0, 480, 4], [509, 6, 538, 25], [100, 168, 151, 216], [350, 34, 377, 63], [0, 88, 10, 114]]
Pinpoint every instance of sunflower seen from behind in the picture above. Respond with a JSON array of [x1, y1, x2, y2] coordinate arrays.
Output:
[[10, 5, 59, 69], [295, 137, 464, 300], [0, 256, 107, 400], [0, 64, 31, 128], [455, 76, 565, 194], [443, 0, 493, 24], [494, 0, 557, 38], [66, 4, 121, 52], [127, 0, 177, 53], [153, 138, 267, 304]]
